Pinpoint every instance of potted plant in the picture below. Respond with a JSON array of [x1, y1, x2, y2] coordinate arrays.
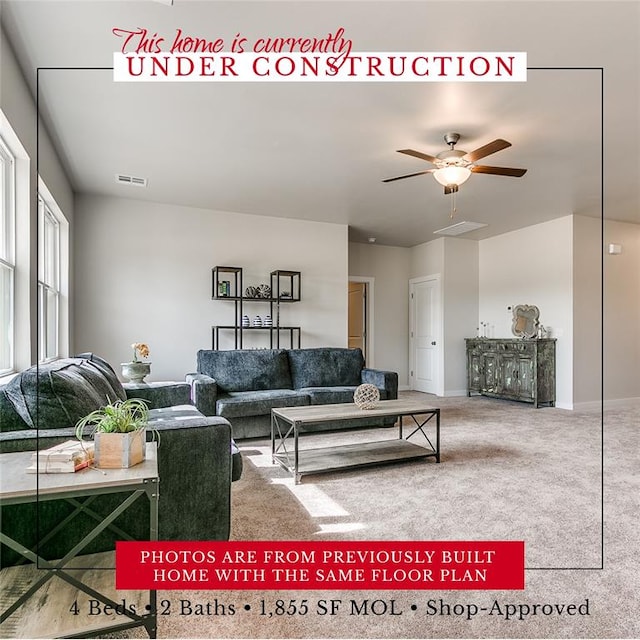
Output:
[[75, 397, 152, 468], [121, 342, 151, 383]]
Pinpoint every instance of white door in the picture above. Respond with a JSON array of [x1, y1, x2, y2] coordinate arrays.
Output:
[[410, 277, 441, 394]]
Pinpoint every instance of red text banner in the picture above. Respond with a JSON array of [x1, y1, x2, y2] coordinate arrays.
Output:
[[116, 540, 524, 590]]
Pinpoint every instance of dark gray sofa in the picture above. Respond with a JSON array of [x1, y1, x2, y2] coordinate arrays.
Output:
[[0, 354, 241, 566], [188, 347, 398, 439]]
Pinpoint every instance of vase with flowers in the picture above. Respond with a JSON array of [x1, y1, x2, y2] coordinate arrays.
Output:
[[121, 342, 151, 383]]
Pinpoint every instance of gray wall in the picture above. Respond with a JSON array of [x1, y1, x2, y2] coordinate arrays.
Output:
[[348, 242, 411, 387], [442, 238, 479, 396], [74, 194, 349, 381], [602, 219, 640, 404], [352, 216, 639, 407], [479, 216, 574, 408]]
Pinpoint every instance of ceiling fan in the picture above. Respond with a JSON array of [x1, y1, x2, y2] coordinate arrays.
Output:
[[383, 132, 527, 194]]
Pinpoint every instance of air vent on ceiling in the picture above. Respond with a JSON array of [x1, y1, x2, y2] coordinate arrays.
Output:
[[433, 221, 488, 237], [115, 174, 148, 188]]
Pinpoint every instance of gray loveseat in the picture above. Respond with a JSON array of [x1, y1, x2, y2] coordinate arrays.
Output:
[[0, 354, 241, 567], [188, 347, 398, 439]]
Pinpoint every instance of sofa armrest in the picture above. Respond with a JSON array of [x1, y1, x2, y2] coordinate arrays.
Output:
[[0, 414, 237, 568], [0, 427, 77, 454], [124, 381, 191, 409], [149, 414, 235, 540], [361, 368, 398, 400], [186, 373, 218, 416]]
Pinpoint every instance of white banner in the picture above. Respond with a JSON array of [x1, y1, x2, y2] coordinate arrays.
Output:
[[113, 51, 527, 82]]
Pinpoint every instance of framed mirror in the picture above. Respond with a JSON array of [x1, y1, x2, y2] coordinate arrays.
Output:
[[511, 304, 539, 338]]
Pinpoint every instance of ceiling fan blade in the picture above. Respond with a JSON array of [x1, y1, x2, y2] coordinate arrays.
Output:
[[463, 139, 512, 162], [382, 169, 435, 183], [471, 165, 527, 177], [397, 149, 438, 164]]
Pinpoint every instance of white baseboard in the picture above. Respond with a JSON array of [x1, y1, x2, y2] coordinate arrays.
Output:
[[442, 389, 468, 398], [399, 387, 467, 397], [572, 397, 640, 411]]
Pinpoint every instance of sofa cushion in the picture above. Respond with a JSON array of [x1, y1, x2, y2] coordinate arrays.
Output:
[[298, 386, 358, 406], [75, 352, 126, 402], [197, 349, 292, 392], [148, 404, 209, 422], [124, 381, 191, 409], [5, 358, 120, 430], [216, 389, 309, 419], [288, 348, 364, 389]]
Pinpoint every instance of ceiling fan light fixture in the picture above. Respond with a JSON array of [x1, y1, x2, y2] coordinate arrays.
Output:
[[433, 165, 472, 187]]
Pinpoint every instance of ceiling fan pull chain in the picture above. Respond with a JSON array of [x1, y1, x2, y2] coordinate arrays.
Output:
[[450, 191, 457, 218]]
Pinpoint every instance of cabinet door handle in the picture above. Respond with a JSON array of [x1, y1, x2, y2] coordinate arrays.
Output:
[[431, 341, 436, 346]]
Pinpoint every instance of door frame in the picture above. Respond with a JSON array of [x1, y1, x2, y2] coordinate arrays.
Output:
[[348, 276, 375, 367], [409, 274, 444, 396]]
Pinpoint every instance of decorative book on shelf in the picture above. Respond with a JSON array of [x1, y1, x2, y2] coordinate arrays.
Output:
[[27, 440, 95, 473]]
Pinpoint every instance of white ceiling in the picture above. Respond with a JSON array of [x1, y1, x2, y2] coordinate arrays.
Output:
[[1, 0, 639, 246]]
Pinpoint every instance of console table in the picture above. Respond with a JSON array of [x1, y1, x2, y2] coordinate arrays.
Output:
[[0, 444, 159, 638], [272, 399, 440, 483], [466, 338, 556, 407]]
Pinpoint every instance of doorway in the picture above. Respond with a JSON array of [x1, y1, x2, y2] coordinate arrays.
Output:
[[348, 278, 374, 365], [409, 275, 442, 395]]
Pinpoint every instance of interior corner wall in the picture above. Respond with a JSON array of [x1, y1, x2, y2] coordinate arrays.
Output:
[[409, 237, 479, 397], [572, 215, 602, 406], [602, 219, 640, 402], [479, 216, 574, 409], [409, 237, 444, 279], [348, 242, 411, 387], [73, 195, 348, 381], [442, 238, 479, 396]]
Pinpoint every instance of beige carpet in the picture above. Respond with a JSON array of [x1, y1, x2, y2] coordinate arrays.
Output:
[[156, 393, 639, 638]]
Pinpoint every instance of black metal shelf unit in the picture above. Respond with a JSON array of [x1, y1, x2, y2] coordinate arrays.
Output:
[[211, 267, 301, 350]]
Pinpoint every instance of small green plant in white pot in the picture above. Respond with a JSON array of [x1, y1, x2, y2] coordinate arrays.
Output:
[[75, 397, 151, 468]]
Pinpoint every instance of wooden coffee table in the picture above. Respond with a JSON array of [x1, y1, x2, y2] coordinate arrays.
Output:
[[271, 399, 440, 483]]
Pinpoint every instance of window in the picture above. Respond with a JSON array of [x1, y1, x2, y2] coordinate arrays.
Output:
[[0, 137, 15, 374], [38, 195, 60, 362]]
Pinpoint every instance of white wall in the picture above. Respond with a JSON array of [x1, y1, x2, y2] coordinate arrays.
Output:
[[73, 195, 348, 381], [348, 242, 410, 387], [479, 216, 574, 408]]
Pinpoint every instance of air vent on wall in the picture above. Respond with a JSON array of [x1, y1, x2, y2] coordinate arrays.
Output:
[[433, 221, 488, 236], [115, 174, 148, 187]]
